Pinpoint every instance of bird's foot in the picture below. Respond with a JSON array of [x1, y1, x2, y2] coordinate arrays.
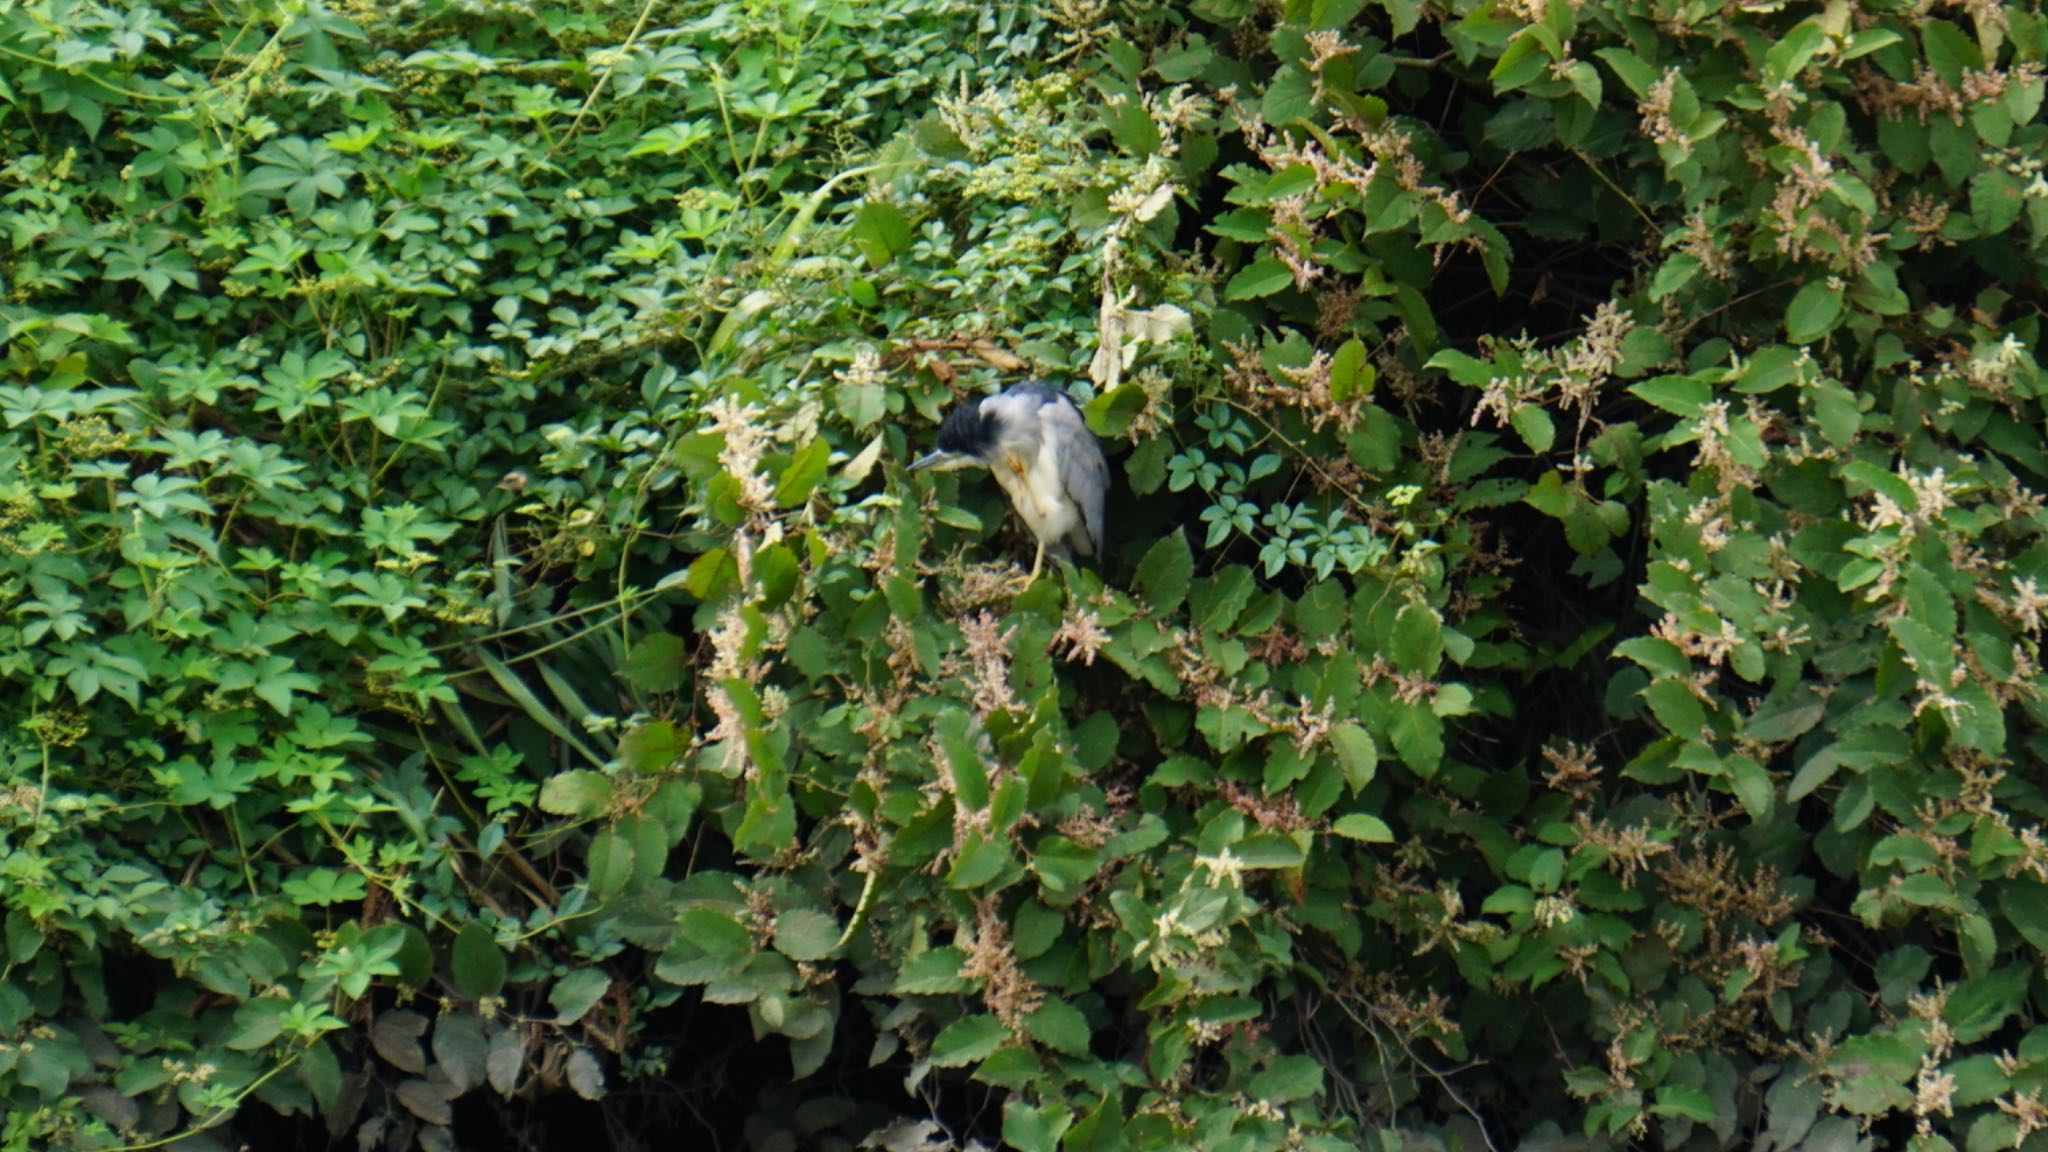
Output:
[[1007, 549, 1046, 592]]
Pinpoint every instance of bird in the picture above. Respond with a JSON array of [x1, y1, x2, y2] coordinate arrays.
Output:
[[910, 381, 1109, 584]]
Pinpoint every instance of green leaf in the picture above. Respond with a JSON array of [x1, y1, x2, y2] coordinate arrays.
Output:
[[1330, 723, 1377, 791], [1025, 999, 1091, 1056], [617, 719, 685, 775], [1261, 66, 1316, 125], [1389, 601, 1443, 675], [1921, 18, 1982, 87], [586, 829, 636, 899], [1744, 695, 1824, 743], [849, 200, 912, 268], [1249, 1054, 1323, 1102], [1524, 470, 1573, 518], [1483, 99, 1554, 151], [1643, 678, 1709, 737], [1331, 813, 1393, 843], [679, 907, 754, 962], [1649, 254, 1701, 301], [452, 921, 507, 1000], [1628, 373, 1711, 417], [2003, 885, 2048, 954], [1330, 337, 1374, 403], [1509, 405, 1555, 452], [1725, 755, 1774, 820], [774, 438, 831, 507], [549, 969, 611, 1026], [772, 908, 841, 961], [930, 1014, 1010, 1067], [1784, 281, 1843, 345], [539, 770, 615, 819], [1225, 259, 1294, 300], [1002, 1100, 1070, 1152], [1193, 566, 1255, 632], [622, 634, 689, 695], [1594, 46, 1657, 97], [1810, 380, 1862, 447], [1651, 1084, 1717, 1122], [1136, 529, 1194, 614], [947, 830, 1011, 889], [894, 947, 970, 994], [1971, 168, 2024, 235], [1945, 964, 2030, 1043]]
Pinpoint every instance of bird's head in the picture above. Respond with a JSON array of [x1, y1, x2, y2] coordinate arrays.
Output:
[[910, 397, 998, 473]]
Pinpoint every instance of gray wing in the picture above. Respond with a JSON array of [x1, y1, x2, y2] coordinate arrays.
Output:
[[1042, 394, 1109, 558]]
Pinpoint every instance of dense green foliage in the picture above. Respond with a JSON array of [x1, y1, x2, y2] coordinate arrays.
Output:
[[4, 0, 2048, 1147]]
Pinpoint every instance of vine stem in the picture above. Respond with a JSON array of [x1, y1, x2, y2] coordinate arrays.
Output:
[[556, 0, 664, 153]]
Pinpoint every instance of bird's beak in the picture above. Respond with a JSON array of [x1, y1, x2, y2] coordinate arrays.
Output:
[[910, 449, 974, 473]]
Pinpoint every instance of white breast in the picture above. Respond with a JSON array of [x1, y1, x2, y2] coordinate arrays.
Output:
[[989, 437, 1080, 551]]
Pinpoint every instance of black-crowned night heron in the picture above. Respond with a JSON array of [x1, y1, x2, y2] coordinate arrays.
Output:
[[911, 381, 1108, 583]]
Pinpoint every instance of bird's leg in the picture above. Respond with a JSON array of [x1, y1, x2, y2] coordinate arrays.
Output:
[[1014, 540, 1045, 589]]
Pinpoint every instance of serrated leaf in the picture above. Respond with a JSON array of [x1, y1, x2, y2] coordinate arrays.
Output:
[[1971, 168, 2024, 235], [452, 920, 507, 1000], [773, 908, 841, 961], [550, 969, 611, 1026], [1785, 281, 1843, 345], [1136, 529, 1194, 615], [1945, 964, 2029, 1043], [1389, 601, 1443, 675], [1225, 259, 1294, 300], [539, 769, 614, 819], [946, 830, 1010, 889], [1249, 1054, 1323, 1102], [1649, 254, 1701, 301], [1193, 566, 1255, 633], [774, 437, 830, 507], [1330, 723, 1377, 791], [1025, 999, 1090, 1056], [1628, 373, 1711, 417], [395, 1078, 452, 1125], [566, 1047, 605, 1100], [930, 1014, 1009, 1067], [370, 1010, 429, 1074], [1651, 1084, 1717, 1122], [1508, 404, 1555, 452], [893, 947, 970, 994], [623, 634, 689, 695], [486, 1027, 524, 1096], [432, 1013, 489, 1096], [586, 829, 635, 899], [1331, 813, 1393, 843], [679, 906, 755, 961], [1745, 696, 1824, 743]]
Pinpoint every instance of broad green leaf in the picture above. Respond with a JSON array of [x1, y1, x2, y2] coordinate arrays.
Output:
[[1509, 404, 1555, 452], [1025, 999, 1090, 1056], [539, 769, 615, 819], [1330, 724, 1378, 791], [1136, 529, 1194, 614], [1332, 813, 1392, 843], [1651, 1084, 1718, 1122], [1249, 1054, 1323, 1102], [549, 969, 611, 1026], [452, 922, 507, 1000], [772, 908, 841, 962], [930, 1014, 1009, 1067], [1225, 259, 1294, 300], [893, 947, 970, 994], [1628, 373, 1711, 416], [1784, 281, 1843, 345]]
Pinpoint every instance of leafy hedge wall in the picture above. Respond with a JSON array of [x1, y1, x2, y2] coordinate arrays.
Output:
[[4, 0, 2048, 1148]]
